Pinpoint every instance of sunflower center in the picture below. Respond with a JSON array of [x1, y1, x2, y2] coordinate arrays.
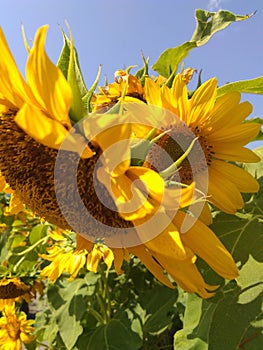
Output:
[[0, 280, 31, 299], [0, 113, 133, 238], [144, 122, 214, 184]]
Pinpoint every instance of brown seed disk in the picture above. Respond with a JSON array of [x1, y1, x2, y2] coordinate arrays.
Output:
[[0, 113, 133, 237], [0, 281, 31, 299], [144, 123, 213, 184]]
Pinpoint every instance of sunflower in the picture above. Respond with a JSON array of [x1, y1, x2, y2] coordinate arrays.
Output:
[[142, 73, 260, 214], [92, 69, 145, 112], [0, 278, 43, 310], [0, 26, 238, 298], [0, 303, 35, 350]]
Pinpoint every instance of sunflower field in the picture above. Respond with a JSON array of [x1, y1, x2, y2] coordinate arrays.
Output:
[[0, 8, 262, 350]]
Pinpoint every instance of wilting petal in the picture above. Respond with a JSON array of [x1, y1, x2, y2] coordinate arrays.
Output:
[[130, 245, 174, 288], [175, 211, 238, 280]]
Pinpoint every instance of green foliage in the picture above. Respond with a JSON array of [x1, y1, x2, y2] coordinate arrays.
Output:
[[152, 9, 252, 81], [174, 176, 263, 350], [217, 77, 263, 97], [34, 262, 181, 350]]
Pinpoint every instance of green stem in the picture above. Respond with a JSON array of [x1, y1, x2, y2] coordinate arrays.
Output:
[[14, 236, 48, 256], [89, 308, 106, 325]]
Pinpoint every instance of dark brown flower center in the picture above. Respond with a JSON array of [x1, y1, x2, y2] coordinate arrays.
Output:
[[0, 113, 133, 238], [144, 122, 214, 184]]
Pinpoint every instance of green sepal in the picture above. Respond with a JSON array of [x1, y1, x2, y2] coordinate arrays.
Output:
[[135, 53, 150, 86], [57, 28, 87, 123], [82, 65, 102, 113]]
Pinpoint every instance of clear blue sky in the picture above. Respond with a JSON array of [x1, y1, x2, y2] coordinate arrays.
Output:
[[0, 0, 262, 148]]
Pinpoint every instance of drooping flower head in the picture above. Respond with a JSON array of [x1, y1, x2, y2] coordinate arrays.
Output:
[[0, 303, 35, 349], [0, 26, 240, 298]]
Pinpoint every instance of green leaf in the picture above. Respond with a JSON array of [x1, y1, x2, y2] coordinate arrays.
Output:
[[87, 319, 142, 350], [29, 224, 49, 245], [237, 255, 263, 304], [244, 147, 263, 179], [140, 285, 178, 333], [191, 9, 253, 46], [217, 77, 263, 97], [152, 9, 252, 79], [174, 176, 263, 350], [152, 42, 196, 79]]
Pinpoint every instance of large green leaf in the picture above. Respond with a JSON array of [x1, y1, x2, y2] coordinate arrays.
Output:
[[152, 42, 196, 80], [174, 174, 263, 349], [86, 318, 142, 350], [191, 9, 252, 46], [244, 147, 263, 178], [152, 9, 252, 78], [140, 285, 178, 333], [217, 77, 263, 97]]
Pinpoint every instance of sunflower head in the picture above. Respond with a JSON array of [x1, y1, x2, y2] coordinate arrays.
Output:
[[0, 303, 35, 346]]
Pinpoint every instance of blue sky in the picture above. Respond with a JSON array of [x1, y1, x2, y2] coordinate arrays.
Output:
[[0, 0, 262, 148]]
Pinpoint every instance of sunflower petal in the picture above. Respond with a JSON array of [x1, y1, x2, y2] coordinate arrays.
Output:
[[171, 74, 189, 122], [0, 28, 31, 108], [211, 160, 259, 193], [130, 245, 174, 288], [26, 25, 72, 125], [175, 211, 238, 280], [208, 165, 244, 213], [214, 144, 260, 163], [188, 77, 217, 125]]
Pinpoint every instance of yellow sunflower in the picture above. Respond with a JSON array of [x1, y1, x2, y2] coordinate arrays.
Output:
[[0, 26, 238, 298], [0, 303, 35, 350], [143, 73, 260, 214], [0, 278, 43, 310], [92, 69, 144, 112]]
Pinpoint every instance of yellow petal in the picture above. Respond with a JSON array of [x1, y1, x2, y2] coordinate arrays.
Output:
[[26, 25, 72, 125], [208, 166, 244, 213], [76, 234, 94, 252], [127, 167, 164, 204], [211, 160, 259, 193], [163, 182, 195, 209], [213, 144, 260, 163], [112, 248, 126, 274], [135, 213, 187, 260], [175, 211, 238, 280], [87, 115, 132, 176], [97, 167, 154, 221], [16, 104, 93, 157], [208, 123, 260, 145], [0, 27, 31, 108], [144, 78, 162, 106], [171, 74, 189, 122], [188, 77, 217, 126], [6, 193, 24, 215]]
